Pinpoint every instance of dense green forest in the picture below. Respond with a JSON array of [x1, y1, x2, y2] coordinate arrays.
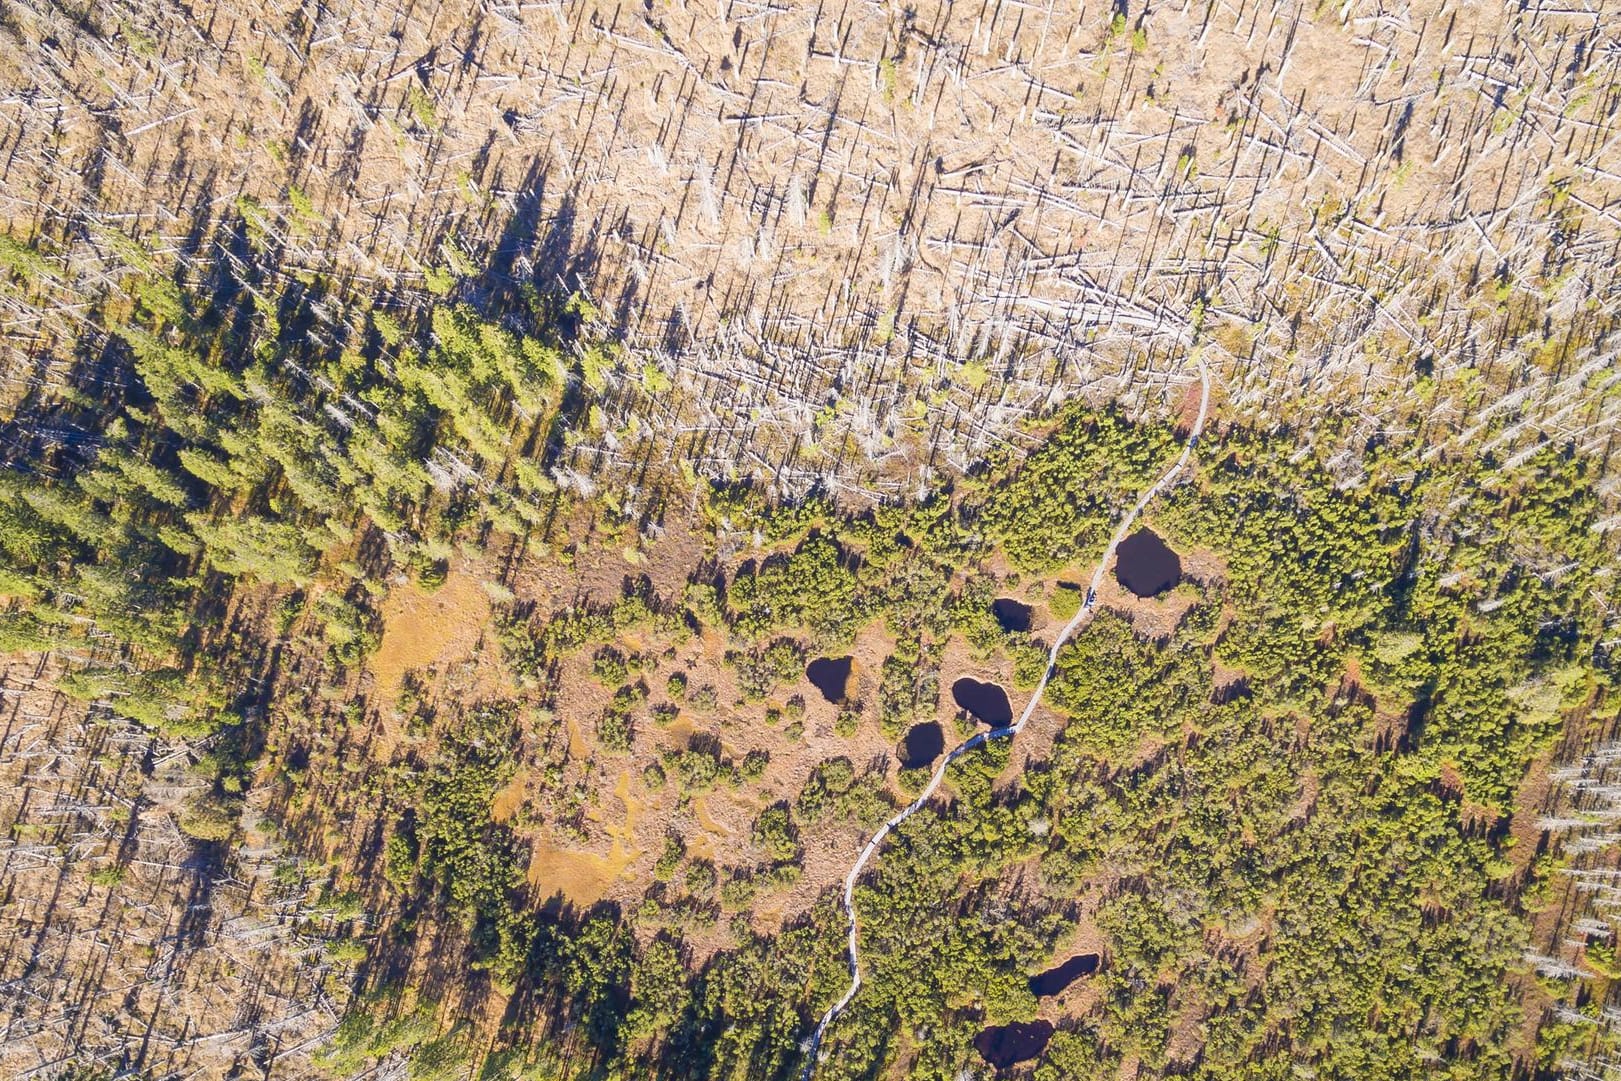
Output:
[[0, 232, 1616, 1081]]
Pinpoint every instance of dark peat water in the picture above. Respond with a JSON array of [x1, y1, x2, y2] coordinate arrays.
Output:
[[1029, 953, 1099, 997], [991, 597, 1033, 632], [951, 677, 1013, 726], [897, 721, 945, 768], [1115, 527, 1181, 597], [806, 656, 853, 703], [974, 1020, 1054, 1068]]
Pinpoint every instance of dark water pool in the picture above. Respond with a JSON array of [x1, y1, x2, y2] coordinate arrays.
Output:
[[974, 1019, 1054, 1068], [806, 656, 853, 703], [991, 598, 1033, 633], [952, 677, 1013, 726], [898, 721, 945, 768], [1029, 953, 1099, 997], [1115, 527, 1181, 597]]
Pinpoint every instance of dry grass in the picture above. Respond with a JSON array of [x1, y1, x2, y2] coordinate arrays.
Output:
[[372, 566, 492, 700]]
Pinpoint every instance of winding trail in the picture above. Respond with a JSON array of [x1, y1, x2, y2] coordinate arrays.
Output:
[[800, 359, 1211, 1078]]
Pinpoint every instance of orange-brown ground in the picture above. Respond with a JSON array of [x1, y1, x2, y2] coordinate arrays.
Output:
[[371, 566, 493, 701]]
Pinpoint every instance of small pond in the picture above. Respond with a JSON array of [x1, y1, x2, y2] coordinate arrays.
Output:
[[1115, 527, 1182, 597], [1029, 953, 1099, 997], [898, 721, 945, 768], [952, 677, 1013, 726], [974, 1019, 1054, 1068], [991, 598, 1033, 633], [806, 656, 854, 704]]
